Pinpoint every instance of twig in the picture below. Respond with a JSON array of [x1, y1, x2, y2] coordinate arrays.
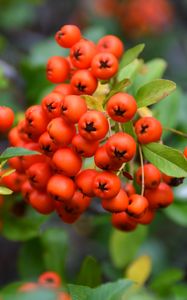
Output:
[[138, 145, 144, 196], [163, 127, 187, 138]]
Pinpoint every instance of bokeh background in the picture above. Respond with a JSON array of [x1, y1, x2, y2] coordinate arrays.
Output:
[[0, 0, 187, 298]]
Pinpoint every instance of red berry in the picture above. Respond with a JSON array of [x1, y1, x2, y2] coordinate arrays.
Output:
[[93, 171, 121, 199], [70, 70, 98, 95], [91, 52, 118, 80], [52, 148, 82, 177], [55, 24, 81, 48], [46, 56, 70, 83], [135, 163, 161, 189], [106, 132, 136, 162], [134, 116, 162, 144], [78, 110, 109, 141], [106, 92, 137, 123], [144, 182, 174, 209], [97, 35, 124, 59], [0, 106, 14, 133]]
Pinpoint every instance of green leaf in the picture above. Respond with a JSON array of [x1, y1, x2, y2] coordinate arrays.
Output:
[[120, 44, 145, 68], [142, 143, 187, 177], [164, 203, 187, 227], [18, 238, 45, 279], [110, 226, 147, 268], [0, 186, 13, 195], [82, 95, 104, 111], [118, 59, 142, 82], [2, 210, 47, 241], [0, 147, 39, 162], [153, 88, 180, 138], [133, 58, 167, 92], [150, 268, 184, 294], [122, 121, 137, 141], [77, 256, 102, 288], [68, 284, 92, 300], [1, 169, 15, 178], [41, 227, 68, 278], [136, 79, 176, 108], [104, 79, 130, 104], [1, 288, 57, 300], [89, 279, 132, 300]]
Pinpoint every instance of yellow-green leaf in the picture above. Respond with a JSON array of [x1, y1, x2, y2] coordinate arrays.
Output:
[[82, 95, 104, 111], [126, 255, 152, 286], [0, 186, 13, 195]]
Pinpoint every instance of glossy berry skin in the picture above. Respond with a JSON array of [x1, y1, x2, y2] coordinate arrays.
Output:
[[29, 190, 55, 215], [91, 52, 118, 80], [102, 189, 129, 212], [126, 194, 149, 218], [136, 164, 161, 189], [72, 134, 99, 157], [38, 271, 61, 289], [55, 24, 81, 48], [47, 117, 76, 146], [78, 110, 109, 141], [52, 148, 82, 177], [184, 147, 187, 158], [8, 157, 24, 173], [0, 106, 14, 133], [70, 70, 98, 95], [56, 190, 91, 216], [21, 142, 47, 170], [26, 162, 52, 190], [135, 208, 155, 225], [38, 131, 58, 157], [144, 182, 174, 209], [106, 92, 137, 123], [93, 171, 121, 199], [75, 169, 98, 197], [97, 35, 124, 59], [94, 145, 122, 171], [111, 212, 137, 232], [70, 40, 96, 69], [21, 180, 33, 203], [53, 83, 74, 95], [8, 127, 25, 147], [17, 119, 32, 143], [47, 56, 70, 83], [41, 92, 64, 119], [25, 105, 49, 139], [106, 132, 136, 162], [47, 174, 75, 202], [55, 202, 81, 224], [123, 183, 136, 196], [61, 95, 87, 123], [2, 171, 26, 193], [134, 117, 162, 144]]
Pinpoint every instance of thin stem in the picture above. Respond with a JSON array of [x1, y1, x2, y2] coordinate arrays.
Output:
[[163, 127, 187, 138], [117, 163, 126, 176], [138, 145, 145, 196], [107, 117, 112, 136], [119, 123, 123, 132]]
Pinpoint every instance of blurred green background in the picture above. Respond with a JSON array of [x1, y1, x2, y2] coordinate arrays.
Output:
[[1, 0, 187, 299]]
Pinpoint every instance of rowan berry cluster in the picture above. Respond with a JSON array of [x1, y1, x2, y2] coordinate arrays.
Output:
[[2, 25, 187, 232], [18, 271, 71, 299]]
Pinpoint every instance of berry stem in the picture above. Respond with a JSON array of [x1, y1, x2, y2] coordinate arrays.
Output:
[[117, 163, 126, 176], [163, 127, 187, 138], [138, 144, 145, 196]]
